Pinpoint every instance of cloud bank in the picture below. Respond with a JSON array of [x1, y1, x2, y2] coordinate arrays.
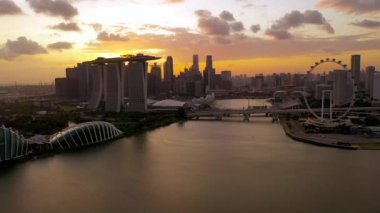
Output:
[[266, 10, 334, 40], [0, 37, 47, 60]]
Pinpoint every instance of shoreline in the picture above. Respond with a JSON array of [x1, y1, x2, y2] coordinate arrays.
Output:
[[0, 116, 184, 167], [279, 118, 380, 150]]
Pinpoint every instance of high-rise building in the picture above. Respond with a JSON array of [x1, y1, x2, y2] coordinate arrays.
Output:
[[55, 66, 79, 100], [163, 56, 174, 92], [192, 54, 200, 72], [174, 74, 187, 96], [148, 63, 162, 97], [77, 62, 91, 102], [127, 61, 148, 112], [373, 72, 380, 101], [351, 55, 361, 87], [333, 70, 349, 106], [204, 55, 216, 91], [88, 64, 104, 111], [104, 63, 123, 112], [206, 55, 213, 70], [365, 66, 375, 98], [66, 68, 78, 80]]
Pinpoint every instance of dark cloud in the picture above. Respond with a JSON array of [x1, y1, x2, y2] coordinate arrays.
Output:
[[27, 0, 78, 20], [0, 37, 47, 60], [50, 22, 81, 31], [351, 19, 380, 28], [97, 31, 129, 41], [0, 0, 22, 15], [196, 13, 231, 35], [266, 30, 293, 40], [194, 10, 250, 45], [219, 10, 235, 21], [250, 24, 261, 33], [317, 0, 380, 14], [47, 41, 73, 51], [265, 10, 334, 40], [87, 31, 380, 63], [230, 22, 245, 32]]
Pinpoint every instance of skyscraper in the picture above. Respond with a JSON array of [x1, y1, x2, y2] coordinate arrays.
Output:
[[88, 64, 103, 111], [148, 63, 162, 97], [204, 55, 216, 91], [104, 63, 123, 112], [127, 61, 148, 112], [333, 70, 348, 106], [77, 62, 91, 102], [192, 54, 199, 72], [351, 55, 361, 87], [365, 66, 375, 98], [206, 55, 213, 70], [163, 56, 174, 92], [373, 72, 380, 101]]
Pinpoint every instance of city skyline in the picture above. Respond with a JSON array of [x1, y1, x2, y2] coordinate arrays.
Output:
[[0, 0, 379, 84]]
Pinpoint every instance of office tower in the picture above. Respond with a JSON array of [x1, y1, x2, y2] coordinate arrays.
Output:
[[333, 70, 349, 106], [374, 72, 380, 100], [192, 54, 200, 72], [351, 55, 361, 87], [203, 55, 216, 91], [163, 56, 174, 92], [148, 63, 162, 97], [88, 64, 103, 111], [365, 66, 375, 98], [127, 61, 148, 112], [206, 55, 213, 70], [104, 63, 123, 112], [151, 63, 162, 81]]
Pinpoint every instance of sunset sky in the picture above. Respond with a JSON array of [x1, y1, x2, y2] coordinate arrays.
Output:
[[0, 0, 379, 84]]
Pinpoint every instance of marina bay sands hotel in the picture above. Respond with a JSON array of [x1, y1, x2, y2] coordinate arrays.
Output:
[[55, 54, 162, 112]]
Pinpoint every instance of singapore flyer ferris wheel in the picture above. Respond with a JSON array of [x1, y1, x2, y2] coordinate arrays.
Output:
[[303, 58, 358, 123]]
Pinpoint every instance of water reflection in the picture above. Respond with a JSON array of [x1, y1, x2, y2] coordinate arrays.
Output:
[[1, 101, 380, 213]]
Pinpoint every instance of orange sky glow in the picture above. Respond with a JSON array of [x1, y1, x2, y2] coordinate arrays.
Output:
[[0, 0, 379, 84]]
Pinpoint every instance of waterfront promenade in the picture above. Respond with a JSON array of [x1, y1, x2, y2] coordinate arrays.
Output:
[[281, 119, 380, 150]]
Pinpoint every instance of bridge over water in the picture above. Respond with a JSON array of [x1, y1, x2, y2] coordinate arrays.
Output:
[[187, 107, 380, 121]]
